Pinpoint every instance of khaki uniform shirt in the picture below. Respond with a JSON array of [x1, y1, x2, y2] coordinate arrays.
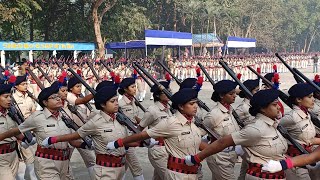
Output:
[[280, 105, 316, 145], [146, 111, 202, 158], [67, 92, 89, 126], [311, 99, 320, 134], [139, 102, 172, 129], [235, 98, 255, 126], [77, 111, 127, 155], [0, 111, 17, 144], [232, 113, 288, 164], [119, 95, 139, 124], [18, 108, 72, 149], [203, 102, 240, 136], [12, 90, 36, 119], [136, 78, 145, 93]]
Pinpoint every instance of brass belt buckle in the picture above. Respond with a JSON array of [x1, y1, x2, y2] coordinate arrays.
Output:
[[62, 150, 68, 157]]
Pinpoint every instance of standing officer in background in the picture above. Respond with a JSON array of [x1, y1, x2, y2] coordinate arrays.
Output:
[[312, 54, 319, 73], [12, 75, 37, 180]]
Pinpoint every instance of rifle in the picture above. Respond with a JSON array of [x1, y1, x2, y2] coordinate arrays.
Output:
[[88, 61, 101, 81], [9, 97, 34, 143], [26, 67, 92, 147], [0, 65, 5, 79], [134, 63, 220, 141], [52, 63, 94, 112], [275, 53, 304, 83], [198, 62, 245, 128], [157, 61, 210, 112], [157, 61, 182, 84], [100, 61, 146, 112], [247, 66, 290, 106], [220, 60, 313, 157], [67, 68, 150, 145]]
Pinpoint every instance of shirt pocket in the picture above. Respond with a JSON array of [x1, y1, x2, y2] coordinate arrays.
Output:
[[0, 121, 7, 133], [298, 122, 315, 141], [43, 124, 58, 136], [220, 119, 236, 135]]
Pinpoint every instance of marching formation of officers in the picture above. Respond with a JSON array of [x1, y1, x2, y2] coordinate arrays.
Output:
[[0, 52, 320, 180]]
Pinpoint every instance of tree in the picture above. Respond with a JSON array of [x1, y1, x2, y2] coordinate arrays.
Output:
[[92, 0, 117, 58]]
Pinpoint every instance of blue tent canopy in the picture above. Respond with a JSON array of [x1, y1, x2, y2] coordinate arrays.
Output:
[[106, 40, 147, 49]]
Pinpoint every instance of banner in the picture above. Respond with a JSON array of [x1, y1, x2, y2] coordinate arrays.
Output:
[[0, 41, 95, 51]]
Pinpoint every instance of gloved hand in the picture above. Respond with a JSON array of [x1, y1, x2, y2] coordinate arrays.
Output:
[[106, 138, 124, 150], [145, 138, 159, 148], [184, 155, 201, 166], [201, 135, 211, 143], [262, 160, 283, 173], [21, 136, 37, 149], [235, 145, 245, 156], [41, 137, 57, 148], [80, 142, 95, 150]]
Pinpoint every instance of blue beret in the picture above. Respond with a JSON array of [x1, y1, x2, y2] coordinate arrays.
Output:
[[179, 78, 196, 90], [0, 79, 5, 84], [38, 85, 59, 107], [150, 81, 169, 93], [264, 73, 274, 82], [250, 89, 279, 108], [0, 84, 12, 95], [171, 89, 198, 109], [94, 86, 117, 110], [288, 83, 315, 98], [242, 79, 259, 92], [67, 77, 81, 91], [119, 78, 135, 89], [96, 81, 114, 92], [214, 80, 237, 94], [15, 75, 27, 85]]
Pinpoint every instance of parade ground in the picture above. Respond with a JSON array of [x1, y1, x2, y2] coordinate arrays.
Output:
[[69, 65, 317, 179]]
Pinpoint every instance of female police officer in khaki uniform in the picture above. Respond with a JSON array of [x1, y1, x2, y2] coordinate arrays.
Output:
[[107, 88, 208, 180], [279, 83, 320, 180], [138, 81, 172, 180], [203, 80, 241, 180], [118, 77, 144, 180], [185, 89, 289, 180], [0, 84, 87, 179], [41, 85, 132, 180], [0, 83, 20, 179]]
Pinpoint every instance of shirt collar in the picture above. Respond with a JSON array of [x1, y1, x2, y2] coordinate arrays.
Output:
[[293, 105, 308, 119], [217, 102, 230, 113], [15, 90, 26, 97], [123, 94, 134, 104], [155, 101, 166, 111], [256, 113, 275, 126], [175, 111, 192, 125], [43, 108, 60, 119], [244, 98, 251, 106], [100, 111, 114, 122]]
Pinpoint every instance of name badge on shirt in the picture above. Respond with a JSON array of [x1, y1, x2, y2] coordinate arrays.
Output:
[[301, 124, 308, 130], [46, 124, 55, 127], [0, 122, 4, 125], [181, 131, 190, 135], [272, 136, 279, 140], [125, 109, 132, 112], [104, 129, 113, 132], [223, 118, 229, 121]]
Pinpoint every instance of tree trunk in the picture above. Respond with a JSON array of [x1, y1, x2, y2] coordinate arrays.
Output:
[[92, 7, 105, 58], [307, 29, 317, 53], [173, 1, 177, 31]]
